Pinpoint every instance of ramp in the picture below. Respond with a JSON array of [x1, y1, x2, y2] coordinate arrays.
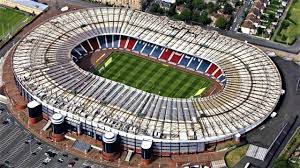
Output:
[[42, 120, 51, 131], [125, 150, 134, 162]]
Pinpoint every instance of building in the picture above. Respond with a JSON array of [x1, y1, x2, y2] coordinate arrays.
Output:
[[241, 0, 266, 34], [92, 0, 143, 10], [0, 0, 48, 15], [10, 7, 282, 156], [161, 0, 176, 4]]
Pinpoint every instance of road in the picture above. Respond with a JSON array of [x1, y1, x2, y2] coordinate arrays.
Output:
[[230, 0, 252, 31]]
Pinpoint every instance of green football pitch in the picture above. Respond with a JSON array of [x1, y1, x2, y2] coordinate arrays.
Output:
[[94, 52, 211, 98], [0, 7, 31, 38]]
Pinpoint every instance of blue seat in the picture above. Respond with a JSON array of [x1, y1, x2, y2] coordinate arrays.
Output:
[[71, 50, 81, 58], [197, 59, 210, 72], [133, 41, 145, 52], [150, 46, 163, 58], [188, 57, 201, 70], [112, 35, 120, 48], [106, 35, 113, 48], [218, 75, 226, 82], [179, 55, 191, 67], [72, 55, 78, 62], [141, 43, 154, 55], [74, 45, 86, 56], [97, 36, 106, 48]]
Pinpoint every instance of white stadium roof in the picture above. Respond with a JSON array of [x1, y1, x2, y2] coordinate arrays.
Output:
[[12, 7, 282, 143]]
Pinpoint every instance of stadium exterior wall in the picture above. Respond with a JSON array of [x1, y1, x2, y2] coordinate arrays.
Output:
[[10, 7, 282, 155], [13, 70, 275, 155]]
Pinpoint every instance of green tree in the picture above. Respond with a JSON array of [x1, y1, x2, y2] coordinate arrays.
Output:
[[150, 3, 160, 13], [215, 16, 227, 29], [257, 27, 264, 35], [273, 158, 294, 168], [207, 2, 215, 14], [194, 11, 212, 25], [150, 3, 164, 15], [192, 0, 205, 10], [180, 8, 192, 21], [167, 4, 177, 16], [223, 3, 234, 15], [281, 20, 290, 29]]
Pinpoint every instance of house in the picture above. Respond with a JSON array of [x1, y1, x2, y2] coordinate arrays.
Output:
[[161, 0, 176, 4], [241, 20, 257, 34], [211, 13, 231, 24], [282, 1, 288, 7], [240, 0, 266, 34], [0, 0, 48, 15], [176, 4, 185, 14]]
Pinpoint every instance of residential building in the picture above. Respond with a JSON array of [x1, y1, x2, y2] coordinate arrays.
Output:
[[0, 0, 48, 15], [92, 0, 143, 10]]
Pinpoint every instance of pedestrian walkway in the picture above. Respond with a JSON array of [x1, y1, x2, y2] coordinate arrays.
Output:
[[211, 159, 226, 168], [246, 144, 268, 161]]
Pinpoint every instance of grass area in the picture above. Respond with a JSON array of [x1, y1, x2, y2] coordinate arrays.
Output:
[[94, 52, 211, 98], [0, 6, 32, 38], [216, 140, 237, 151], [256, 0, 282, 38], [225, 144, 249, 168], [273, 129, 300, 168], [273, 0, 300, 44]]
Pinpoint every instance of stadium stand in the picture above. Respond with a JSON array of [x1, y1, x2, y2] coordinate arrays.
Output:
[[106, 35, 113, 48], [126, 38, 137, 50], [120, 36, 128, 48], [112, 35, 120, 48], [159, 49, 173, 61], [141, 43, 154, 56], [179, 55, 191, 67], [197, 60, 211, 73], [98, 36, 107, 48], [132, 40, 145, 52], [82, 41, 93, 53], [150, 46, 163, 58], [207, 64, 218, 75], [88, 37, 99, 51], [12, 7, 282, 155], [169, 53, 182, 64]]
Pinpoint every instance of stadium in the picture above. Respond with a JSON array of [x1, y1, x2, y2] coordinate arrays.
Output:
[[11, 7, 282, 156]]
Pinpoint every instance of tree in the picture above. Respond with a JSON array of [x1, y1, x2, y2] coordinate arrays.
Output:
[[194, 11, 212, 25], [235, 0, 242, 7], [149, 3, 164, 15], [192, 0, 205, 10], [207, 2, 215, 14], [167, 4, 177, 16], [157, 7, 165, 15], [223, 3, 234, 15], [215, 16, 227, 29], [269, 13, 276, 21], [257, 27, 264, 35], [180, 8, 192, 21], [149, 3, 160, 13], [273, 158, 295, 168], [176, 0, 185, 5], [281, 20, 290, 29]]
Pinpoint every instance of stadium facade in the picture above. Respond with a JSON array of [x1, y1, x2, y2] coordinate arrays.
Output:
[[11, 7, 282, 155]]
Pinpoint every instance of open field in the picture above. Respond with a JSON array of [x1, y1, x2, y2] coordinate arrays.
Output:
[[225, 144, 249, 168], [274, 0, 300, 44], [274, 129, 300, 168], [0, 6, 32, 39], [94, 52, 211, 98]]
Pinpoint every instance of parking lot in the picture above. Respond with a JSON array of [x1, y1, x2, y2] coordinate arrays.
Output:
[[0, 104, 104, 168]]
